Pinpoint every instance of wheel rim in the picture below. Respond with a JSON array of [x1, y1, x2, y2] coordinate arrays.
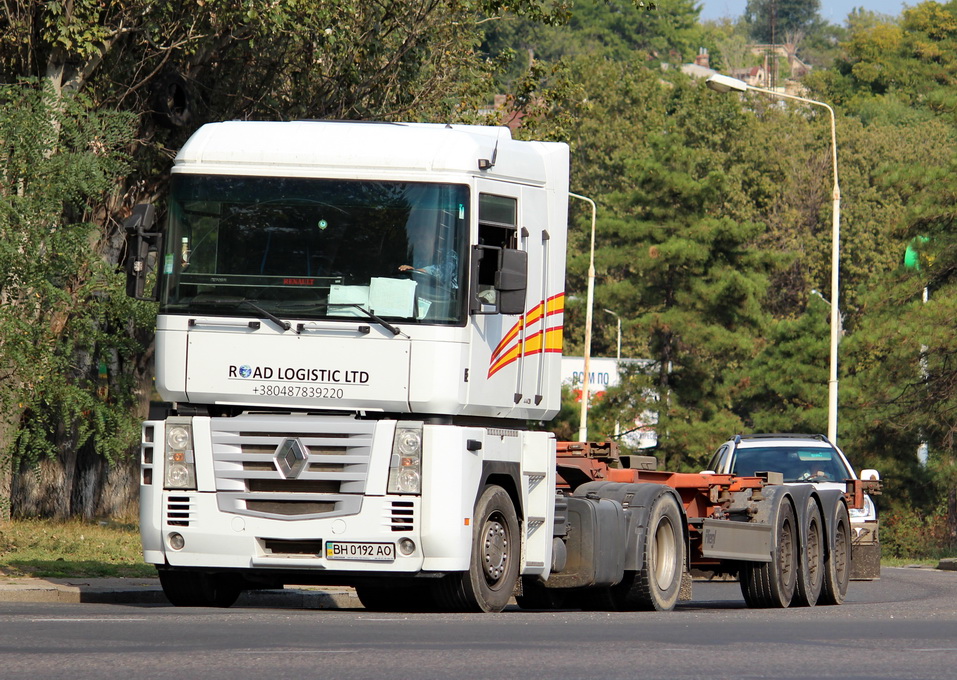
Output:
[[652, 516, 677, 589], [481, 513, 509, 587], [807, 518, 822, 587], [780, 518, 794, 587], [833, 520, 848, 584]]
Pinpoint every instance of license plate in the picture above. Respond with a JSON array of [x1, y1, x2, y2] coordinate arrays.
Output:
[[325, 541, 395, 562]]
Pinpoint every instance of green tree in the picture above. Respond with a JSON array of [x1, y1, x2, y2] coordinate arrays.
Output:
[[560, 60, 775, 469], [481, 0, 704, 81], [807, 2, 957, 124], [0, 0, 573, 517], [745, 0, 823, 44], [843, 152, 957, 548], [734, 295, 831, 433], [0, 83, 139, 518]]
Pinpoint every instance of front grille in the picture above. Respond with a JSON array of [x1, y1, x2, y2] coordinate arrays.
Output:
[[211, 414, 373, 520], [166, 495, 193, 526]]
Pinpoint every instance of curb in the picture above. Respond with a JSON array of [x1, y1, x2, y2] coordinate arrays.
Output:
[[0, 578, 361, 608]]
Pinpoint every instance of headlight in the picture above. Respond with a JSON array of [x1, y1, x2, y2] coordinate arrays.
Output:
[[164, 418, 196, 490], [395, 429, 422, 455], [849, 495, 876, 521], [388, 422, 423, 495], [167, 425, 191, 450]]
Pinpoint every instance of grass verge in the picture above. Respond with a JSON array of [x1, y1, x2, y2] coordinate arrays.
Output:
[[0, 518, 155, 579]]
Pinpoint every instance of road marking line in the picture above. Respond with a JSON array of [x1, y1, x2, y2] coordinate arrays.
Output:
[[30, 618, 149, 622], [236, 651, 359, 654]]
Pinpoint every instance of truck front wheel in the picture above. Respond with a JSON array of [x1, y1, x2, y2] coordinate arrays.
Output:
[[435, 485, 519, 613], [158, 568, 242, 608]]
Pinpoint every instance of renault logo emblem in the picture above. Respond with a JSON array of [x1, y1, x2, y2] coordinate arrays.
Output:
[[275, 438, 308, 479]]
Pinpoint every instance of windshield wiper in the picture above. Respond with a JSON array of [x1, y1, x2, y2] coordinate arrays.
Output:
[[241, 300, 292, 331], [339, 304, 407, 338], [197, 298, 291, 332]]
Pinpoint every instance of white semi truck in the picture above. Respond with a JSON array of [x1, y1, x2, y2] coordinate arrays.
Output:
[[126, 121, 877, 612]]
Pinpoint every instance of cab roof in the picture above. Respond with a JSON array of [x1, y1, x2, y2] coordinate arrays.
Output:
[[173, 120, 567, 186]]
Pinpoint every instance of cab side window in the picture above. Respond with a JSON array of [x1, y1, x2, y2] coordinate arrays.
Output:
[[472, 194, 519, 313]]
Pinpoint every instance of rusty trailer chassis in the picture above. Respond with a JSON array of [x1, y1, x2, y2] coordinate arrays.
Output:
[[530, 441, 879, 609]]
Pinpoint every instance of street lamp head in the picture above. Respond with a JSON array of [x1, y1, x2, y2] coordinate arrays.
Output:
[[705, 73, 749, 94]]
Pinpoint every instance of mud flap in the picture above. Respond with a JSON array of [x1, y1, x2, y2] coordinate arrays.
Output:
[[851, 520, 880, 580]]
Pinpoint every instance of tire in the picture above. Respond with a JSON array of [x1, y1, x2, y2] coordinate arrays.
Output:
[[632, 493, 685, 611], [820, 502, 851, 605], [740, 498, 797, 608], [794, 497, 824, 607], [584, 492, 684, 612], [158, 569, 242, 608], [434, 485, 520, 613]]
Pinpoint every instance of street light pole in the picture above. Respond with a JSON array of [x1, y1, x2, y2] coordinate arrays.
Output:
[[569, 192, 596, 442], [706, 74, 841, 445], [604, 308, 622, 437]]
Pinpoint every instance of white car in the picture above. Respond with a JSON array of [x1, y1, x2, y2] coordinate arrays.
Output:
[[704, 434, 881, 579]]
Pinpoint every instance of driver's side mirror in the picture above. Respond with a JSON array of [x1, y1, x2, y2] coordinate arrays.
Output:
[[496, 248, 527, 315], [124, 203, 162, 301]]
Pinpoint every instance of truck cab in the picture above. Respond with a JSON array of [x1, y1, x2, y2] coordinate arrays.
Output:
[[127, 121, 570, 611]]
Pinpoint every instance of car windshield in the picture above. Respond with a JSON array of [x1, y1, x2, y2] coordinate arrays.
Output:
[[731, 446, 851, 483], [159, 175, 469, 324]]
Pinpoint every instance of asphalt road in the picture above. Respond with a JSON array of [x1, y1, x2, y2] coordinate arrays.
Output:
[[0, 567, 954, 680]]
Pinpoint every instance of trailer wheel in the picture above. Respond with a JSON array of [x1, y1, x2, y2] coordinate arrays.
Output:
[[588, 492, 685, 612], [632, 492, 685, 611], [740, 498, 797, 608], [820, 502, 851, 605], [794, 497, 824, 607], [158, 569, 242, 608], [435, 485, 519, 612]]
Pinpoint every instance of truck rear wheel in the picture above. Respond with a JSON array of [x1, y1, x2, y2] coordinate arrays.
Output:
[[820, 502, 851, 605], [740, 499, 797, 608], [158, 569, 242, 608], [435, 485, 519, 612], [794, 497, 824, 607]]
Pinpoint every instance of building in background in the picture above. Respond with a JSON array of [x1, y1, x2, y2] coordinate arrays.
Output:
[[561, 357, 658, 449]]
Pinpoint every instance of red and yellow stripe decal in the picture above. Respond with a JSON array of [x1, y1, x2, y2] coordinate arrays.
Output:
[[488, 292, 565, 378]]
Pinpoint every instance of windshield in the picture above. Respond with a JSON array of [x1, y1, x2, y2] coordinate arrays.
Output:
[[731, 446, 851, 483], [160, 175, 469, 324]]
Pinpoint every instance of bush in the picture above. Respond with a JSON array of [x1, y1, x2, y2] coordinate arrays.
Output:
[[881, 505, 954, 560]]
